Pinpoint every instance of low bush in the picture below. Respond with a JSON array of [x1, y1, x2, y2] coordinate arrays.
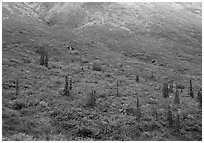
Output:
[[11, 99, 28, 110], [92, 63, 102, 71]]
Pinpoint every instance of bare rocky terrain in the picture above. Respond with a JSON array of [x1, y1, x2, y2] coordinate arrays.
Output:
[[2, 2, 202, 141]]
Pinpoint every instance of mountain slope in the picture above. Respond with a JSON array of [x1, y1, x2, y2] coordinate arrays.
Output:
[[2, 2, 202, 141], [23, 2, 202, 76]]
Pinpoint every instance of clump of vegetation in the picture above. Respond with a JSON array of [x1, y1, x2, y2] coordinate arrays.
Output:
[[11, 99, 28, 110], [177, 84, 185, 93], [86, 90, 96, 108], [92, 63, 102, 71], [189, 80, 194, 98], [174, 84, 180, 104], [162, 82, 169, 98]]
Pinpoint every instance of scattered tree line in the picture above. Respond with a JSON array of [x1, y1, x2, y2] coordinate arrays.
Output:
[[11, 47, 202, 135]]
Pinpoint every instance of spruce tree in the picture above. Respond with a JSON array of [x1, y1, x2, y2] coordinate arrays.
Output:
[[63, 75, 69, 96], [175, 111, 180, 133], [136, 75, 139, 83], [169, 80, 174, 93], [151, 71, 154, 78], [163, 82, 169, 98], [155, 109, 158, 121], [87, 90, 96, 107], [197, 89, 202, 109], [167, 105, 173, 127], [69, 78, 72, 90], [174, 84, 180, 104], [40, 47, 45, 66], [136, 97, 141, 122], [15, 77, 19, 96], [116, 81, 119, 96], [44, 52, 48, 68], [189, 80, 194, 98]]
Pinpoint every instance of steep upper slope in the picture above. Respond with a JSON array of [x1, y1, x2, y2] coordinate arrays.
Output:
[[21, 2, 202, 78], [30, 5, 200, 51]]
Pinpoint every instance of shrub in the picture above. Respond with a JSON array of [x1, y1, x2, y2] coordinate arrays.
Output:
[[92, 63, 102, 71], [177, 84, 185, 93], [76, 127, 94, 138], [12, 99, 28, 110]]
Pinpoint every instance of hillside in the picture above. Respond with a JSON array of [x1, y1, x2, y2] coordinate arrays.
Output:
[[2, 2, 202, 141]]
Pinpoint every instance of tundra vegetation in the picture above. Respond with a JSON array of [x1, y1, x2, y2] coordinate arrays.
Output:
[[2, 2, 202, 141]]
